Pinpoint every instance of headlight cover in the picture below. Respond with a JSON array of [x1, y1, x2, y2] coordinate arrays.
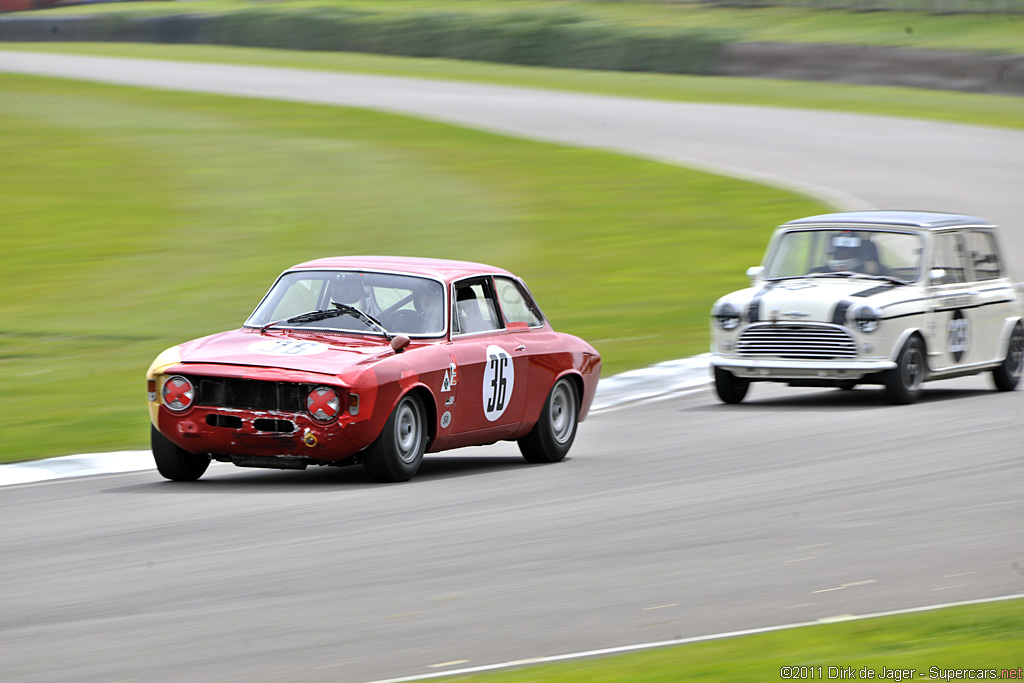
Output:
[[307, 386, 341, 422], [854, 305, 882, 333], [162, 375, 195, 412], [713, 301, 741, 330]]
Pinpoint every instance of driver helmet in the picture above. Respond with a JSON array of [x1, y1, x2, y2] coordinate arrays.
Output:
[[829, 232, 866, 272]]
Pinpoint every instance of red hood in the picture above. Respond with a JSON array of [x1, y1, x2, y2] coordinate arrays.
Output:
[[177, 329, 391, 376]]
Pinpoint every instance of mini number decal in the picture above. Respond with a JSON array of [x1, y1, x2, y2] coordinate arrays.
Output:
[[947, 309, 970, 362], [247, 339, 327, 356], [482, 345, 515, 422]]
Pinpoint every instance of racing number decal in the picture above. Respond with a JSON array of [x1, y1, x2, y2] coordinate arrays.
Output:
[[947, 309, 970, 363], [247, 339, 327, 356], [482, 345, 515, 422]]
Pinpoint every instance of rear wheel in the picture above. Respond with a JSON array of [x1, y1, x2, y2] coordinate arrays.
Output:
[[518, 378, 578, 464], [151, 425, 210, 482], [714, 367, 750, 404], [885, 336, 925, 404], [992, 322, 1023, 391], [363, 393, 427, 483]]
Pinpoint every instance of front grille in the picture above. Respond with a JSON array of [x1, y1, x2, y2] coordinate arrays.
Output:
[[737, 323, 857, 359], [190, 376, 313, 413]]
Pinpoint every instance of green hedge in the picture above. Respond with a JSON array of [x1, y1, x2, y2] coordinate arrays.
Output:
[[0, 9, 734, 75]]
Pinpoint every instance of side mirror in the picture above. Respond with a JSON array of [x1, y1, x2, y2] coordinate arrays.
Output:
[[390, 335, 411, 353], [929, 268, 946, 285], [746, 266, 764, 285]]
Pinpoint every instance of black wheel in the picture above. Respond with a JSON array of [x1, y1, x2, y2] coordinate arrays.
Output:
[[363, 393, 427, 482], [151, 425, 210, 482], [993, 322, 1024, 391], [885, 335, 925, 404], [714, 366, 750, 404], [518, 378, 578, 464]]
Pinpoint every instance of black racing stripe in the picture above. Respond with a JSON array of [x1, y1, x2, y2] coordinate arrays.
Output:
[[933, 298, 1015, 313], [881, 311, 927, 322], [882, 298, 927, 309], [851, 285, 894, 298], [832, 300, 853, 325], [748, 282, 776, 323]]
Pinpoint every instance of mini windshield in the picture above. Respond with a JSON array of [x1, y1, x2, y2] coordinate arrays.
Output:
[[245, 270, 446, 336], [763, 229, 923, 282]]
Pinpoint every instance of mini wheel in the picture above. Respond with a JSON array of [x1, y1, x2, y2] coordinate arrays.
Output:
[[151, 425, 210, 482], [992, 322, 1023, 391], [363, 393, 427, 482], [885, 335, 925, 404], [518, 378, 578, 464], [714, 367, 750, 404]]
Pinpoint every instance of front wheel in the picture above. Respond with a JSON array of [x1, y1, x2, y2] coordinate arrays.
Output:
[[714, 367, 750, 404], [363, 393, 427, 483], [884, 336, 925, 404], [151, 425, 210, 481], [518, 378, 578, 464], [992, 322, 1023, 391]]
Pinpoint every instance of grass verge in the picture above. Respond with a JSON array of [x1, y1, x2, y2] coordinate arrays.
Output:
[[3, 42, 1023, 131], [441, 598, 1024, 682], [0, 71, 825, 462]]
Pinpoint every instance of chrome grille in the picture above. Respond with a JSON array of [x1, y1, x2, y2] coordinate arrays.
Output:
[[737, 323, 856, 359]]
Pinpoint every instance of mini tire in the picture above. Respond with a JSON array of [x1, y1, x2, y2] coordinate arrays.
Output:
[[714, 367, 750, 404], [993, 322, 1024, 391], [363, 393, 427, 483], [518, 377, 578, 464], [151, 425, 210, 482], [885, 335, 925, 404]]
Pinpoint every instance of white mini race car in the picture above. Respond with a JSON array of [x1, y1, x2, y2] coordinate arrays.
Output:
[[709, 211, 1024, 404]]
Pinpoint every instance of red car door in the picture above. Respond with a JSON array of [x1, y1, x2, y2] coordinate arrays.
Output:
[[444, 277, 528, 440]]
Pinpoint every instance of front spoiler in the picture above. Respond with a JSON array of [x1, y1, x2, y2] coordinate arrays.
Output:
[[710, 356, 896, 381]]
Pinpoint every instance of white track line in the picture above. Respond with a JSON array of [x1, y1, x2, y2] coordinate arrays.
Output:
[[361, 593, 1024, 683]]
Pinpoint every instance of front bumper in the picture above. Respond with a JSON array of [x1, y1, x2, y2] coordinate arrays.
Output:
[[710, 356, 896, 381]]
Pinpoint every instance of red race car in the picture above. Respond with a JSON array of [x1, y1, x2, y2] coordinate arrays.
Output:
[[146, 256, 601, 483]]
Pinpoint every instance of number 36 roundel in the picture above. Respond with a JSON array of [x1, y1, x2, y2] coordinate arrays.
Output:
[[482, 345, 515, 422]]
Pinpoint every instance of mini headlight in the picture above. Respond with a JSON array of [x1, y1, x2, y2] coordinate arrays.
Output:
[[713, 301, 740, 331], [307, 386, 341, 422], [162, 375, 195, 412], [854, 305, 882, 334]]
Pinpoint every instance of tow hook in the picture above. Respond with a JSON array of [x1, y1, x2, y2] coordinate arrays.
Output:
[[302, 429, 318, 448]]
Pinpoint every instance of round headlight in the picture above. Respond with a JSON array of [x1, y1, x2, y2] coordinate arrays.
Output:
[[162, 375, 195, 412], [854, 305, 882, 334], [307, 386, 341, 422], [713, 301, 740, 331]]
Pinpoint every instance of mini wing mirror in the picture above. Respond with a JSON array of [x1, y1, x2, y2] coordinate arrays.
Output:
[[929, 268, 946, 285], [390, 334, 411, 353], [746, 266, 764, 285]]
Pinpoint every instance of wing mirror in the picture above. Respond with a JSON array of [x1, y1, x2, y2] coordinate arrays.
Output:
[[390, 334, 411, 353], [746, 266, 764, 285], [929, 268, 946, 285]]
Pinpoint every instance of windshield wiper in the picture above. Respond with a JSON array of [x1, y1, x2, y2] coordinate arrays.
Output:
[[330, 302, 392, 340], [807, 271, 858, 279]]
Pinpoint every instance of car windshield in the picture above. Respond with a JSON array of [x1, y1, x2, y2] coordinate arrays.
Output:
[[245, 270, 446, 336], [762, 229, 924, 283]]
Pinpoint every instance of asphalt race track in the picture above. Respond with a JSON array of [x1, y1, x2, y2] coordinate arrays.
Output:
[[1, 53, 1023, 682]]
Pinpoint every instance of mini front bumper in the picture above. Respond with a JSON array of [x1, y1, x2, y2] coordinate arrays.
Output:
[[710, 356, 896, 381]]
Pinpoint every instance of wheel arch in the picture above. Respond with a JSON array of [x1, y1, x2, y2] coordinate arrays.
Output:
[[889, 328, 930, 371], [997, 316, 1024, 358], [403, 384, 438, 451]]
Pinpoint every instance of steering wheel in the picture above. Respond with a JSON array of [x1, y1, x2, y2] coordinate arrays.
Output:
[[382, 309, 427, 334]]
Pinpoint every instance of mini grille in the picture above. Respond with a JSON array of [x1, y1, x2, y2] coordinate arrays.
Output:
[[737, 323, 857, 359], [189, 377, 313, 413]]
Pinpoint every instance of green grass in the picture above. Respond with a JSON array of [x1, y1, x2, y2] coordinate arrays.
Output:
[[5, 43, 1023, 131], [439, 598, 1024, 682], [0, 71, 824, 462], [24, 0, 1024, 54]]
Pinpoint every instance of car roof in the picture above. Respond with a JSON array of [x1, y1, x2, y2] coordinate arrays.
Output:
[[781, 210, 995, 230], [287, 255, 516, 283]]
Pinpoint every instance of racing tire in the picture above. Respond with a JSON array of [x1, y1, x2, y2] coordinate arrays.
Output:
[[884, 335, 925, 405], [363, 393, 427, 483], [151, 425, 210, 482], [714, 367, 750, 404], [992, 322, 1024, 391], [518, 378, 578, 464]]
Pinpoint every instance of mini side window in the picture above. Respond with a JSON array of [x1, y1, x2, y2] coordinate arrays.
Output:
[[494, 277, 544, 327], [964, 230, 1002, 281], [931, 233, 968, 285]]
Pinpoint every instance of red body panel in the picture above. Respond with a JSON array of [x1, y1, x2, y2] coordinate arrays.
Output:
[[149, 258, 601, 466]]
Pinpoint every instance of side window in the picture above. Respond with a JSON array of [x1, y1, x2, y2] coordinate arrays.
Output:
[[931, 233, 968, 285], [494, 277, 544, 327], [964, 230, 1003, 281], [452, 279, 502, 335]]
